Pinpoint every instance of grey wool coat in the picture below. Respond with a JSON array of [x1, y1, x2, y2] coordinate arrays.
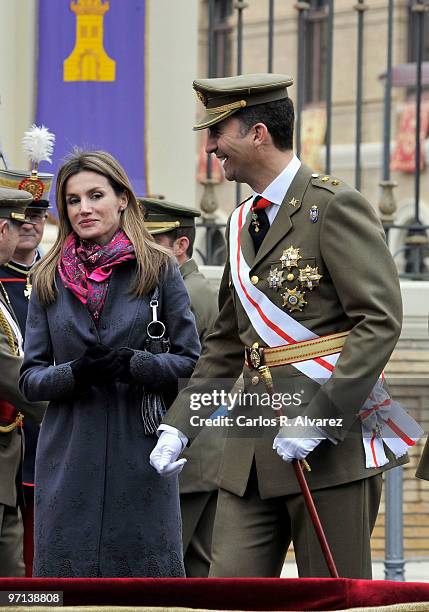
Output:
[[19, 260, 200, 578]]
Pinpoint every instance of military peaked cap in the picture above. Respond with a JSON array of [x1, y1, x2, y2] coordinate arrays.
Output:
[[193, 73, 293, 130], [0, 186, 34, 224], [139, 197, 201, 235]]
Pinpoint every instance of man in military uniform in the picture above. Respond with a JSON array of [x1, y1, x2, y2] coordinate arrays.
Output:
[[150, 74, 410, 578], [0, 165, 52, 576], [142, 197, 220, 576], [0, 187, 46, 576]]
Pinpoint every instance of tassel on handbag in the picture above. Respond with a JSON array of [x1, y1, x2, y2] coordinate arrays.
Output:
[[141, 286, 171, 435]]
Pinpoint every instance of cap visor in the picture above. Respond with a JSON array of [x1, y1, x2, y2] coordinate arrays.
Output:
[[193, 108, 238, 130]]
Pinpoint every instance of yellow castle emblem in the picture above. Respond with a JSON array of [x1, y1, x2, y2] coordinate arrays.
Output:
[[63, 0, 116, 82]]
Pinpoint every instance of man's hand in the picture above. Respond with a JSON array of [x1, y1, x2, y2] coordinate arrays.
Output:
[[273, 421, 324, 462], [149, 431, 187, 476]]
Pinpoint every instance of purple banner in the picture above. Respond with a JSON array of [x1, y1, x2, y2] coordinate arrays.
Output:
[[36, 0, 147, 212]]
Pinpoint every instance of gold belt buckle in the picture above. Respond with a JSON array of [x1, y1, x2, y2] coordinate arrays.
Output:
[[246, 342, 265, 370]]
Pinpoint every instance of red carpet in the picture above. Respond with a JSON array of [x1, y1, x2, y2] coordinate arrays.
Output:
[[1, 577, 429, 610]]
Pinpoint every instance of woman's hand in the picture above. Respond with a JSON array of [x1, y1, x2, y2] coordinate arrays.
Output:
[[70, 344, 124, 390]]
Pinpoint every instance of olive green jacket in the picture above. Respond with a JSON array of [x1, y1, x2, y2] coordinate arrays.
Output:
[[165, 164, 406, 499], [0, 291, 46, 506], [179, 258, 223, 494]]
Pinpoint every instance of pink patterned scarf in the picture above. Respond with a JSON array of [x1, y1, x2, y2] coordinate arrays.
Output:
[[58, 229, 135, 323]]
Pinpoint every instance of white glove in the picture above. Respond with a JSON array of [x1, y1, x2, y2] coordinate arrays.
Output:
[[149, 431, 187, 476], [273, 420, 324, 463]]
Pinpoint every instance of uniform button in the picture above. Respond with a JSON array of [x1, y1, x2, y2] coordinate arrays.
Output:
[[311, 173, 319, 178], [251, 376, 260, 386], [250, 275, 259, 285], [287, 273, 295, 282], [102, 324, 107, 330]]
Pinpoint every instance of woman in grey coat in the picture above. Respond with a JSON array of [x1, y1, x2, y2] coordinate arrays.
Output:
[[19, 150, 200, 577]]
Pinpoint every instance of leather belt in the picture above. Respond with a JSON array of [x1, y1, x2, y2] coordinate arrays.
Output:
[[245, 330, 350, 370], [0, 400, 23, 433]]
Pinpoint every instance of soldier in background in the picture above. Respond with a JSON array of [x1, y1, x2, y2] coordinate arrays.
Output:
[[0, 159, 53, 577], [142, 197, 221, 576], [0, 187, 46, 576]]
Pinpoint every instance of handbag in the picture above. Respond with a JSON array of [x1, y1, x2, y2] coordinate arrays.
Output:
[[141, 286, 171, 435]]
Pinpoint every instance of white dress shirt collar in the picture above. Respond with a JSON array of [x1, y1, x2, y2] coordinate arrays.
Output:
[[252, 155, 301, 206]]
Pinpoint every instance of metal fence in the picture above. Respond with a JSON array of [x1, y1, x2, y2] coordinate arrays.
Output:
[[197, 0, 429, 581]]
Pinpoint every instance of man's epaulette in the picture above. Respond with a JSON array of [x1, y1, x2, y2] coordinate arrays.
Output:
[[310, 173, 346, 195]]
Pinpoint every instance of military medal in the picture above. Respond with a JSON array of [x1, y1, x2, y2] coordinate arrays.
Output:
[[298, 265, 322, 290], [4, 262, 33, 300], [280, 246, 301, 270], [251, 211, 261, 233], [24, 279, 32, 299], [310, 205, 319, 223], [282, 287, 307, 312], [267, 268, 284, 290]]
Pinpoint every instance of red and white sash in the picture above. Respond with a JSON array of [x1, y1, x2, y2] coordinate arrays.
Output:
[[229, 199, 423, 468]]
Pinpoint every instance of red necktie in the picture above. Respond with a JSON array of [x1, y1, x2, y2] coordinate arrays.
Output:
[[251, 196, 272, 211]]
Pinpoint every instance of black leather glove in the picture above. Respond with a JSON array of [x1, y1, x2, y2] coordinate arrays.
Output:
[[70, 345, 124, 390], [116, 347, 134, 383]]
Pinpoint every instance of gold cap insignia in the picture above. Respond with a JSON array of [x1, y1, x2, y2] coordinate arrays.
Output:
[[195, 90, 208, 106]]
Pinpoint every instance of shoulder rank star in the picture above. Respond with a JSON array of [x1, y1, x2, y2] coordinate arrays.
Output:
[[298, 265, 322, 290], [280, 246, 301, 270], [310, 205, 319, 223], [267, 268, 284, 290], [282, 287, 307, 312]]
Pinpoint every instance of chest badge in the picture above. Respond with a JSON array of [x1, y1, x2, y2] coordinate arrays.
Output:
[[310, 205, 319, 223], [267, 268, 284, 290], [280, 246, 301, 270], [282, 287, 307, 312], [298, 265, 322, 290]]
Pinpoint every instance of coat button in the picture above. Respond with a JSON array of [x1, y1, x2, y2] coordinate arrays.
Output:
[[287, 273, 295, 282], [251, 375, 260, 386], [250, 275, 259, 285]]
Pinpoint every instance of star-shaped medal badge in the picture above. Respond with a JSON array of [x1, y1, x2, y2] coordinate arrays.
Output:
[[298, 265, 322, 290], [267, 268, 284, 290], [280, 246, 301, 270], [282, 287, 307, 312]]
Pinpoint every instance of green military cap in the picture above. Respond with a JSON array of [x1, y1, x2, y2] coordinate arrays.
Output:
[[0, 186, 34, 224], [193, 73, 293, 130], [139, 197, 201, 235]]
